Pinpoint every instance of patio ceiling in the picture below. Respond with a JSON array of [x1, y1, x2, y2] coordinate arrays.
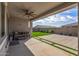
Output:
[[7, 2, 76, 20]]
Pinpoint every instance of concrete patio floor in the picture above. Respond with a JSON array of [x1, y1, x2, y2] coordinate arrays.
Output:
[[25, 34, 78, 56], [25, 38, 74, 56], [6, 40, 34, 56], [6, 34, 78, 56], [39, 34, 78, 50]]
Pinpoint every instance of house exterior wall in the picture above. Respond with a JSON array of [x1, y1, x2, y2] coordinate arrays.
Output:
[[33, 25, 77, 36], [8, 18, 32, 33], [33, 28, 53, 33], [0, 3, 33, 56], [53, 25, 78, 36]]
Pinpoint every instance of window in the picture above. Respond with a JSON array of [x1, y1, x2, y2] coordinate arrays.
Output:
[[0, 3, 1, 38], [0, 2, 5, 44], [1, 3, 5, 37]]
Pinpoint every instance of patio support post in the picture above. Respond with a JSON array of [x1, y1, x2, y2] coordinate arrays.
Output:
[[29, 20, 32, 38], [4, 2, 8, 36]]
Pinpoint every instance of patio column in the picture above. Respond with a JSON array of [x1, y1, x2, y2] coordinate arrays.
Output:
[[28, 20, 32, 38], [29, 20, 32, 38], [4, 2, 8, 36]]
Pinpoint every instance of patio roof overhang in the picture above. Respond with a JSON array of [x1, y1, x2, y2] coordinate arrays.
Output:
[[31, 2, 77, 21], [7, 2, 77, 21], [8, 2, 76, 20]]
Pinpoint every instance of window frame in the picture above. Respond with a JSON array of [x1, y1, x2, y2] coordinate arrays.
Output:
[[0, 2, 6, 44]]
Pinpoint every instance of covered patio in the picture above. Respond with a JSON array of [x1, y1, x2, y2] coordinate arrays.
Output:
[[0, 2, 78, 56]]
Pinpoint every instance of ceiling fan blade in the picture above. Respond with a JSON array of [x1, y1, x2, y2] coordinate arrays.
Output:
[[32, 14, 37, 16], [30, 14, 37, 18]]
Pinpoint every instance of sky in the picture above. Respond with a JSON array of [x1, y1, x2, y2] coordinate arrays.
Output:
[[33, 7, 78, 27]]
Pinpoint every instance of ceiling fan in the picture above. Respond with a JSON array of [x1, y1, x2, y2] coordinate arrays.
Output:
[[17, 8, 37, 19]]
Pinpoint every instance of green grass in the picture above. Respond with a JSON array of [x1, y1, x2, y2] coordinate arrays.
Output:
[[32, 32, 50, 37]]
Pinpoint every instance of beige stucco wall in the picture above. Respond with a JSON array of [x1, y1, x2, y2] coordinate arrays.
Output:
[[33, 25, 78, 36], [8, 17, 32, 33], [53, 26, 78, 36]]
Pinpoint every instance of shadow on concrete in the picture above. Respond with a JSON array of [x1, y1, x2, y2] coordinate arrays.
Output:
[[6, 39, 34, 56]]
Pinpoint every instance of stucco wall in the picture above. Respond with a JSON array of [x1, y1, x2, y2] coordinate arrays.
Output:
[[33, 25, 78, 36], [53, 26, 78, 36], [8, 18, 32, 33]]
